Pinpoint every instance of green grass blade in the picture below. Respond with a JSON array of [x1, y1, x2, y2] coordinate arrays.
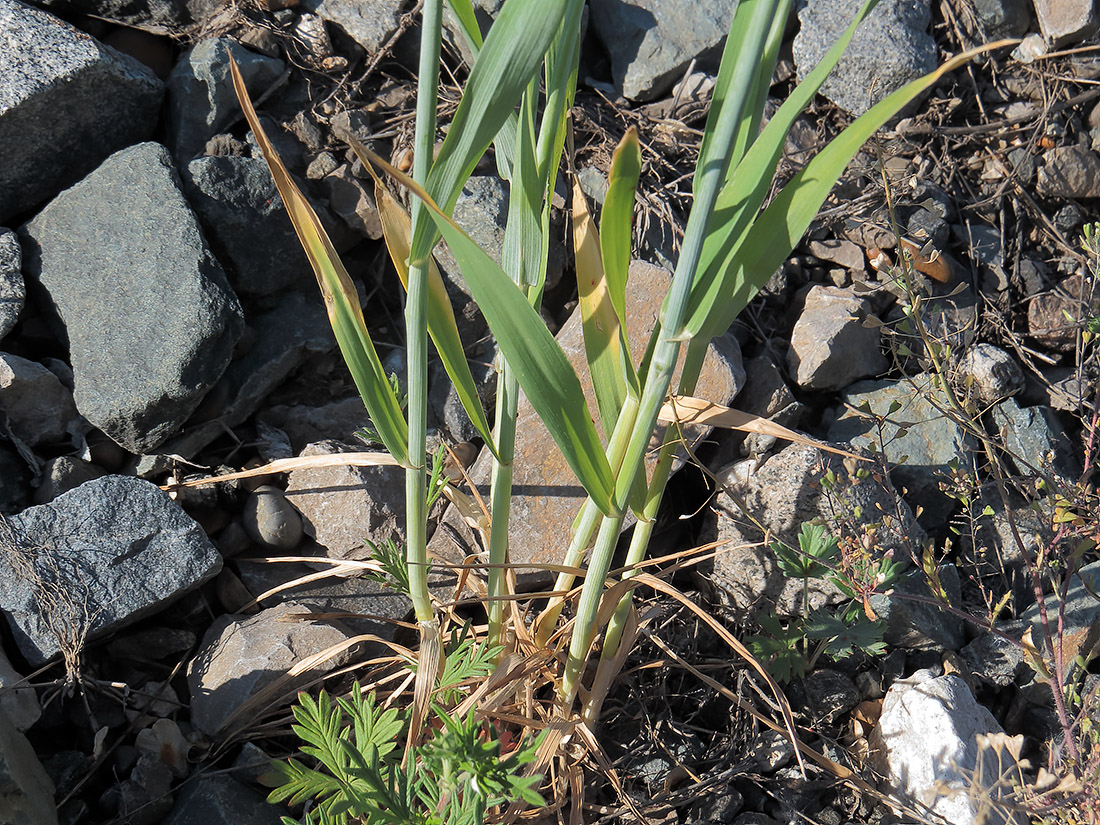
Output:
[[445, 0, 483, 49], [600, 127, 641, 328], [359, 156, 500, 460], [229, 58, 409, 466], [572, 176, 629, 437], [689, 43, 1003, 341], [411, 0, 577, 260], [363, 146, 617, 515], [682, 0, 877, 338]]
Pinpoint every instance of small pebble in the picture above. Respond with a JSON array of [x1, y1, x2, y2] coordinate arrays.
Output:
[[242, 485, 304, 550]]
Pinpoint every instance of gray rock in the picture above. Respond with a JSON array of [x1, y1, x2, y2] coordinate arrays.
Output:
[[1036, 145, 1100, 198], [750, 729, 795, 772], [242, 486, 303, 551], [321, 164, 383, 240], [162, 774, 285, 825], [991, 398, 1080, 485], [961, 622, 1027, 688], [429, 341, 497, 443], [589, 0, 737, 101], [869, 564, 966, 650], [0, 0, 164, 223], [0, 230, 23, 341], [807, 239, 866, 272], [182, 156, 311, 296], [0, 706, 57, 825], [32, 456, 107, 505], [0, 644, 40, 731], [0, 353, 79, 447], [162, 290, 334, 458], [0, 439, 30, 516], [1022, 561, 1100, 678], [972, 0, 1032, 36], [434, 175, 565, 297], [284, 440, 407, 563], [884, 287, 980, 368], [258, 397, 371, 455], [1028, 272, 1098, 352], [166, 38, 284, 163], [956, 343, 1023, 405], [20, 142, 243, 454], [428, 261, 744, 586], [0, 475, 222, 665], [787, 286, 888, 390], [793, 0, 937, 117], [802, 668, 860, 724], [1033, 0, 1099, 46], [186, 600, 356, 737], [706, 442, 922, 616], [299, 0, 401, 55], [870, 670, 1022, 825], [824, 375, 971, 526]]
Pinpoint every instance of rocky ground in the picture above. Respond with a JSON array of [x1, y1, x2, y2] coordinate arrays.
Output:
[[1, 0, 1100, 823]]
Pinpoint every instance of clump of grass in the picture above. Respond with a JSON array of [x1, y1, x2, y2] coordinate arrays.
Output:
[[230, 0, 1009, 818]]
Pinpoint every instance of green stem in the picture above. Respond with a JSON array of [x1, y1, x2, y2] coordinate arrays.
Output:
[[406, 0, 443, 625], [487, 359, 518, 645], [559, 0, 779, 711]]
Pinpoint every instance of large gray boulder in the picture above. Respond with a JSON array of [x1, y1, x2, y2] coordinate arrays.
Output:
[[0, 475, 222, 665], [20, 142, 243, 453], [0, 0, 164, 222], [793, 0, 937, 117]]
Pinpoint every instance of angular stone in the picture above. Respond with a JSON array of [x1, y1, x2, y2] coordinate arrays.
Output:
[[1036, 144, 1100, 198], [257, 397, 370, 455], [991, 398, 1081, 485], [284, 440, 406, 563], [162, 774, 285, 825], [806, 239, 865, 272], [32, 456, 107, 505], [1028, 272, 1099, 352], [0, 353, 79, 447], [870, 563, 966, 650], [0, 644, 39, 731], [793, 0, 937, 117], [166, 38, 284, 163], [0, 229, 23, 341], [182, 156, 311, 296], [824, 375, 971, 526], [1033, 0, 1099, 46], [787, 286, 888, 391], [704, 442, 922, 616], [321, 164, 382, 240], [0, 706, 56, 825], [871, 670, 1020, 825], [299, 0, 402, 54], [588, 0, 737, 101], [972, 0, 1032, 37], [186, 601, 356, 737], [0, 475, 222, 665], [20, 142, 243, 453], [428, 261, 745, 585], [0, 0, 164, 222], [956, 343, 1023, 405]]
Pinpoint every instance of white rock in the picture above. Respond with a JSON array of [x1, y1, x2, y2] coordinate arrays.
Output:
[[872, 670, 1023, 825]]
